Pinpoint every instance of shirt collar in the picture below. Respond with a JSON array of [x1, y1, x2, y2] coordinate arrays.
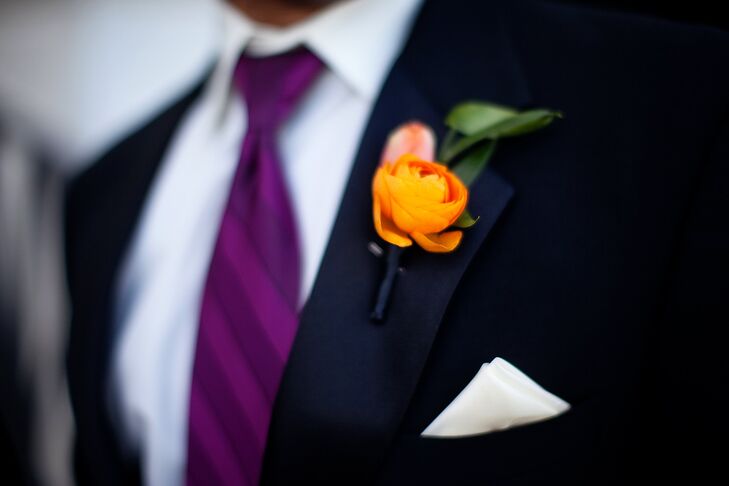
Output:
[[216, 0, 424, 101]]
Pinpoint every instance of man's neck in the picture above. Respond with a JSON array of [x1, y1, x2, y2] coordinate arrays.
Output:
[[227, 0, 335, 27]]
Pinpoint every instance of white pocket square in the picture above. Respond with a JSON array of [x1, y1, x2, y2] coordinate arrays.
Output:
[[421, 357, 570, 438]]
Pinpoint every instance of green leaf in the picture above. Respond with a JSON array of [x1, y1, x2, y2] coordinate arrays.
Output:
[[442, 109, 562, 164], [453, 208, 480, 228], [485, 109, 563, 137], [452, 139, 497, 186], [437, 128, 458, 162], [445, 102, 518, 135]]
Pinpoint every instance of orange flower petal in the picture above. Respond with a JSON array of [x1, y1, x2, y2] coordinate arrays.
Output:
[[373, 195, 413, 247], [372, 166, 393, 218], [388, 196, 422, 233], [412, 175, 448, 203], [411, 230, 463, 253], [383, 158, 468, 234], [390, 197, 453, 234]]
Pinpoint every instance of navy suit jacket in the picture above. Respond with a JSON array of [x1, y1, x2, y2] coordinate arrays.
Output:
[[64, 0, 729, 484]]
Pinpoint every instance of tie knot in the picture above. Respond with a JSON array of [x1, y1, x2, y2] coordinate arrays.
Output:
[[233, 47, 323, 131]]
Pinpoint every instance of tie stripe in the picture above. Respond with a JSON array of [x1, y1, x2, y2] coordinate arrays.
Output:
[[228, 134, 301, 309], [186, 48, 323, 485], [209, 275, 287, 398], [216, 230, 298, 353]]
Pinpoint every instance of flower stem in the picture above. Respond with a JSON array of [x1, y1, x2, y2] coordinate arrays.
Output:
[[370, 245, 405, 322]]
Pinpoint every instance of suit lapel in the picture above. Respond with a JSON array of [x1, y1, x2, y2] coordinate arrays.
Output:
[[263, 1, 531, 483]]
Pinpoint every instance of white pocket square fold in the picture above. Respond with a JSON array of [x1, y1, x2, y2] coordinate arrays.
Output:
[[421, 357, 570, 438]]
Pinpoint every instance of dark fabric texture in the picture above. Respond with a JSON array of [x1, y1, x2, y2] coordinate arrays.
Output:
[[64, 0, 729, 484], [0, 323, 30, 486]]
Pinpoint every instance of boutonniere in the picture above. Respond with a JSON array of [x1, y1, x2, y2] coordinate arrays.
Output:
[[370, 101, 562, 321]]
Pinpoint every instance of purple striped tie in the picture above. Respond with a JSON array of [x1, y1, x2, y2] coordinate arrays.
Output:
[[186, 47, 323, 485]]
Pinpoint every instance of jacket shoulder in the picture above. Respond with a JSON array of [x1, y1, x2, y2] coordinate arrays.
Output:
[[507, 1, 729, 120]]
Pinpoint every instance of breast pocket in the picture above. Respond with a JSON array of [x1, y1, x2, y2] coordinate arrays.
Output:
[[378, 400, 601, 485]]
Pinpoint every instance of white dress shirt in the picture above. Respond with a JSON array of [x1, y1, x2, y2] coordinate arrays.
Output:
[[108, 1, 424, 484]]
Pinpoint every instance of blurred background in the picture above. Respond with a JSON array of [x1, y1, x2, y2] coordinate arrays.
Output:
[[0, 1, 726, 485]]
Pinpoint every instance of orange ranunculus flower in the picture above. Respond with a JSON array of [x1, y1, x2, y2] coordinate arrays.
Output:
[[372, 153, 468, 253]]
